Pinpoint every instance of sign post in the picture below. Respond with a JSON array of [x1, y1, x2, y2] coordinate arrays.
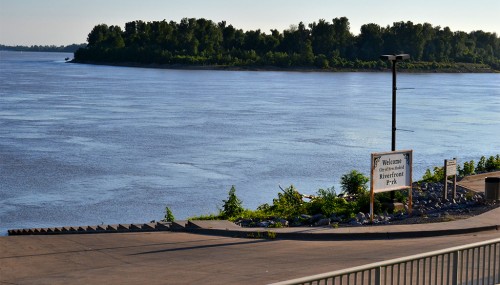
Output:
[[370, 150, 413, 222], [443, 158, 457, 200]]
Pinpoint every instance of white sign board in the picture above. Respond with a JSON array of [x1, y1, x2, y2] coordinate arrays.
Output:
[[446, 159, 457, 176], [371, 150, 412, 193]]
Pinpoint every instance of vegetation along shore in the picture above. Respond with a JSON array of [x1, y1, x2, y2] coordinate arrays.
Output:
[[72, 17, 499, 72], [164, 155, 500, 228]]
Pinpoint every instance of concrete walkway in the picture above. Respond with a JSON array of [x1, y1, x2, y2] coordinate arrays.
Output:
[[457, 171, 500, 192], [1, 225, 499, 284], [1, 205, 499, 284]]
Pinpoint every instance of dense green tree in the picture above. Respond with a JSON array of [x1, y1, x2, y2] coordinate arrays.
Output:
[[383, 21, 427, 60], [332, 17, 355, 58], [309, 19, 335, 56], [357, 23, 384, 60], [87, 24, 124, 49], [422, 25, 448, 62]]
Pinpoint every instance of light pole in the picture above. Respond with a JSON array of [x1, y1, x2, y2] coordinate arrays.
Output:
[[380, 54, 410, 151], [380, 54, 410, 204]]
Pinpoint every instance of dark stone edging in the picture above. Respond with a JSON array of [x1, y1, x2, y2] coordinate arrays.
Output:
[[7, 222, 171, 236]]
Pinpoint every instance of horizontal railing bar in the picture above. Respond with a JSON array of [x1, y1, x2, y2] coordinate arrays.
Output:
[[269, 238, 500, 285]]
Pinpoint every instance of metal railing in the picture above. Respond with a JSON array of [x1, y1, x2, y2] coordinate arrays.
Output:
[[269, 237, 500, 285]]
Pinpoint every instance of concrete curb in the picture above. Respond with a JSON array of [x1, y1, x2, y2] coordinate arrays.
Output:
[[181, 222, 500, 241]]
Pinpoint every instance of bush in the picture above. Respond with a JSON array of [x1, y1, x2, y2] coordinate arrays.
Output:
[[421, 166, 444, 182], [476, 156, 486, 173], [270, 185, 305, 218], [423, 155, 499, 180], [163, 206, 175, 222], [485, 155, 500, 172], [187, 154, 500, 224], [190, 213, 222, 220], [355, 191, 373, 214], [460, 160, 475, 177], [340, 170, 369, 196], [306, 187, 337, 216], [222, 185, 244, 219]]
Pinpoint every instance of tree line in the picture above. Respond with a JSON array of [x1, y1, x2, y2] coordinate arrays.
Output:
[[1, 44, 85, 53], [74, 17, 500, 71]]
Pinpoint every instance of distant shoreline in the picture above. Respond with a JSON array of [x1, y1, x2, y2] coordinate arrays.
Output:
[[70, 60, 498, 73], [0, 44, 85, 53]]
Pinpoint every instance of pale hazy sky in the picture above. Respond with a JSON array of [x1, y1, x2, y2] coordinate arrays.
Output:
[[1, 0, 499, 46]]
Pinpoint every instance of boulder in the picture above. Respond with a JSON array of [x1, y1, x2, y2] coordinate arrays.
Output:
[[311, 213, 324, 223], [315, 218, 330, 226], [356, 212, 365, 221], [258, 221, 270, 227]]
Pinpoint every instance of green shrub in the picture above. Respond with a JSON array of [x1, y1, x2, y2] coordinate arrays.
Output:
[[354, 191, 373, 214], [189, 213, 222, 220], [229, 208, 269, 222], [270, 185, 305, 218], [421, 166, 444, 182], [267, 222, 284, 228], [476, 156, 486, 173], [421, 168, 434, 182], [340, 170, 369, 196], [485, 155, 500, 172], [460, 160, 475, 176], [271, 185, 304, 218], [222, 185, 244, 219], [306, 187, 337, 215], [162, 206, 175, 222], [422, 155, 499, 180], [306, 187, 357, 218], [266, 231, 277, 239]]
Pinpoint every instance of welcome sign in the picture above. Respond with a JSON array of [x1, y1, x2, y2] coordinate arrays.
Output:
[[371, 150, 412, 193]]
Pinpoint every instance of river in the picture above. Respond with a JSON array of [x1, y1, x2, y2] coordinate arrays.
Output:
[[0, 51, 498, 234]]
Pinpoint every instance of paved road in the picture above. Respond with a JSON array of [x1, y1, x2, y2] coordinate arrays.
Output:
[[1, 230, 500, 284]]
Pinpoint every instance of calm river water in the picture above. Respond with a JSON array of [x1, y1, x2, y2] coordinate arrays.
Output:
[[0, 51, 499, 234]]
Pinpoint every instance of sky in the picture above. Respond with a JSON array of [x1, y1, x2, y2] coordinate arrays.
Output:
[[1, 0, 499, 46]]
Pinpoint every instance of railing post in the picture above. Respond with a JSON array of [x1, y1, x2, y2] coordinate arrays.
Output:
[[452, 250, 460, 285], [375, 267, 381, 285]]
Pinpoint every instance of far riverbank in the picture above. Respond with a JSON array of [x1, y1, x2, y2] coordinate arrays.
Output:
[[70, 59, 498, 73]]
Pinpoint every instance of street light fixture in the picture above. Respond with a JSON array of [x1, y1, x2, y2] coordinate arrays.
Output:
[[380, 54, 410, 152]]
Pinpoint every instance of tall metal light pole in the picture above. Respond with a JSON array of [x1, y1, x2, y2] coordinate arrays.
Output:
[[380, 54, 410, 204], [380, 54, 410, 151]]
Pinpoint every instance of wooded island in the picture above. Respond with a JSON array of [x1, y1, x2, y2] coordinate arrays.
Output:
[[73, 17, 499, 72]]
